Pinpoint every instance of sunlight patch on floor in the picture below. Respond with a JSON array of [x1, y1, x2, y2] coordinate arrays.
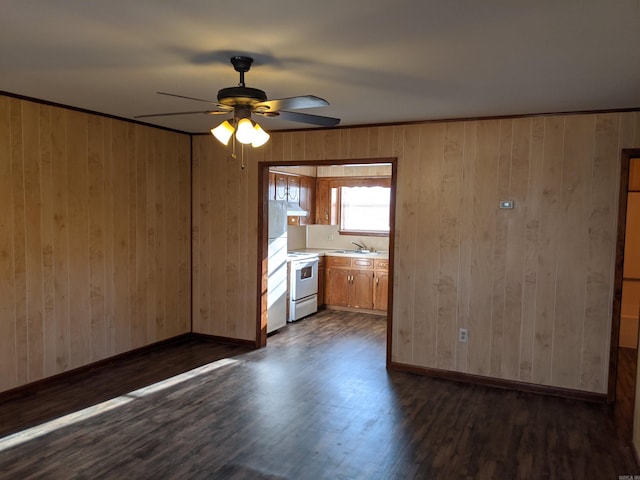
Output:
[[0, 357, 239, 452]]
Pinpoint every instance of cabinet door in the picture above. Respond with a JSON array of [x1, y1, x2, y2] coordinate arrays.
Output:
[[350, 270, 374, 309], [315, 178, 331, 224], [326, 268, 349, 307], [373, 271, 389, 311], [299, 175, 315, 226], [268, 172, 276, 201], [287, 176, 300, 203], [275, 174, 288, 201]]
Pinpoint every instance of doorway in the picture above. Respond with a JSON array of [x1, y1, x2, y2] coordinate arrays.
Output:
[[256, 157, 398, 367], [610, 149, 640, 441]]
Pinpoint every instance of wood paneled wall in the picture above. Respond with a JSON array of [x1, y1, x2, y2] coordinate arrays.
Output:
[[191, 139, 259, 340], [192, 113, 640, 393], [0, 96, 191, 393]]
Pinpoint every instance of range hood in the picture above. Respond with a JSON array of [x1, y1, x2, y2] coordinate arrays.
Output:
[[286, 202, 308, 216]]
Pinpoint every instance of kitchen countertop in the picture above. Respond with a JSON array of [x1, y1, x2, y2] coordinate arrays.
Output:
[[288, 248, 389, 260]]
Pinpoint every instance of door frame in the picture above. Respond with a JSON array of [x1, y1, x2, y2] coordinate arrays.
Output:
[[608, 148, 640, 403], [256, 157, 398, 369]]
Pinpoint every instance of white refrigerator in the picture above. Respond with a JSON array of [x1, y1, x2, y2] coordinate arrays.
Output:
[[267, 200, 288, 333]]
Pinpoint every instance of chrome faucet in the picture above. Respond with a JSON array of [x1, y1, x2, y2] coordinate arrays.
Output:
[[352, 241, 367, 251]]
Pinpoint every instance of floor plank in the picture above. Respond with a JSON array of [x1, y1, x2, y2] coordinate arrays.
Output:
[[0, 310, 638, 479]]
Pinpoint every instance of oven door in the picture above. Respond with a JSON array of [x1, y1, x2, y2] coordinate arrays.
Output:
[[290, 258, 319, 301]]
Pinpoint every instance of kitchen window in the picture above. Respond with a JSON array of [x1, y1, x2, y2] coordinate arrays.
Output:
[[340, 186, 390, 234], [334, 178, 391, 236]]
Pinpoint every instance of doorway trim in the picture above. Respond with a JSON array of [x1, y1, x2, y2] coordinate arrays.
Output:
[[256, 157, 397, 368], [609, 148, 640, 403]]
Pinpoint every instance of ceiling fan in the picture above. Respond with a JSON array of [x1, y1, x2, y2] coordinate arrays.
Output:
[[136, 56, 340, 147]]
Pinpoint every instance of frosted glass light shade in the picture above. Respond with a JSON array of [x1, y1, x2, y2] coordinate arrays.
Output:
[[211, 117, 270, 148], [251, 123, 270, 147], [211, 120, 234, 145], [235, 118, 255, 144]]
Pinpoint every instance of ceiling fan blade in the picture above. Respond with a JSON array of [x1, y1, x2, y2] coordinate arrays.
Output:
[[267, 110, 341, 127], [254, 95, 329, 112], [135, 110, 229, 119], [157, 91, 222, 105]]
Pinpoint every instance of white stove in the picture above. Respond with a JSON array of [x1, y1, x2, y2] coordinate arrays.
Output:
[[288, 255, 319, 322]]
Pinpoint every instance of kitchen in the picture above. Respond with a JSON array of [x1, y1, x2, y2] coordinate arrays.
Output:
[[266, 163, 393, 334]]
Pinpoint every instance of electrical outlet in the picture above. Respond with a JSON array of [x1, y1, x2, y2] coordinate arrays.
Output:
[[328, 233, 334, 240], [459, 328, 468, 342]]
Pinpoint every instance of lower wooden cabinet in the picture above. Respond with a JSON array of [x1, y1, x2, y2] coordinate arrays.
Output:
[[325, 256, 388, 311], [326, 267, 350, 307], [350, 270, 374, 309], [373, 259, 389, 311]]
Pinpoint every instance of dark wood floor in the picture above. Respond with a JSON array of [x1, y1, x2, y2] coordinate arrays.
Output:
[[0, 310, 638, 479]]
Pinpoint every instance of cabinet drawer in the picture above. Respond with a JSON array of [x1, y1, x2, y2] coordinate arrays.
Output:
[[374, 259, 389, 271], [352, 258, 374, 269], [326, 256, 351, 267]]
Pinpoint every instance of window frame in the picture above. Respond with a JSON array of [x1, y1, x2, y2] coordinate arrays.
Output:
[[327, 177, 391, 237]]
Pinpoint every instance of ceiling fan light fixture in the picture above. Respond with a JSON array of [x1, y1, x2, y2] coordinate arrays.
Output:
[[211, 120, 235, 145], [251, 123, 270, 148], [235, 117, 257, 145]]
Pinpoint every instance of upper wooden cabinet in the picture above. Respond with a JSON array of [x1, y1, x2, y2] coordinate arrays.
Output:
[[275, 174, 288, 201], [268, 172, 276, 201], [286, 176, 300, 203], [271, 171, 316, 225], [273, 172, 303, 203], [315, 178, 332, 225], [299, 176, 315, 226]]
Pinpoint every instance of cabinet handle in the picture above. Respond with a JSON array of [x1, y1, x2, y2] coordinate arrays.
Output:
[[376, 277, 379, 285]]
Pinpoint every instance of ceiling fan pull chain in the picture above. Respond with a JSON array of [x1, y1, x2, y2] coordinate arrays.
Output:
[[231, 133, 237, 160]]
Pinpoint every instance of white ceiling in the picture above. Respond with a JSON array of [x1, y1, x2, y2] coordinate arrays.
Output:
[[1, 1, 639, 134]]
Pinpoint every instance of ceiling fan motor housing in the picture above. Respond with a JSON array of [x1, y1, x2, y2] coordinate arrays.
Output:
[[217, 86, 268, 107]]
